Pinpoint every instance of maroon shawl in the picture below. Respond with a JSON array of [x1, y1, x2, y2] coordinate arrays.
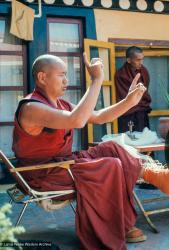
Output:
[[115, 62, 151, 115]]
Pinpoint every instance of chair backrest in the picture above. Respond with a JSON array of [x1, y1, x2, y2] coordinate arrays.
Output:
[[0, 150, 32, 194], [0, 150, 76, 199]]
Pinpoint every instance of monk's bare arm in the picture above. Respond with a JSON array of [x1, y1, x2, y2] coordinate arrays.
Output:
[[20, 55, 104, 130], [88, 73, 147, 124], [88, 99, 133, 124], [20, 81, 102, 129]]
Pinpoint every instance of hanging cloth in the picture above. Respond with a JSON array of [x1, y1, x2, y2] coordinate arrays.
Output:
[[10, 0, 35, 41]]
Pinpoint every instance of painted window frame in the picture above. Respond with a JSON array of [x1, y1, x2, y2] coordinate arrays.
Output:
[[0, 17, 27, 127], [47, 17, 87, 149], [0, 16, 27, 158], [110, 39, 169, 119]]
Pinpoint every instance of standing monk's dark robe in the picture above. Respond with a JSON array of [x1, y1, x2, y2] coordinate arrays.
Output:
[[12, 89, 142, 250], [115, 62, 152, 132]]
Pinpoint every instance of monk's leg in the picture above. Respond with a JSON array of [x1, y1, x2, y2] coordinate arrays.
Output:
[[86, 141, 169, 195], [72, 157, 137, 250], [85, 141, 142, 192]]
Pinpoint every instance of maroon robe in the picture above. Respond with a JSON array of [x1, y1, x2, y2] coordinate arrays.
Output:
[[115, 62, 151, 115], [12, 89, 142, 250]]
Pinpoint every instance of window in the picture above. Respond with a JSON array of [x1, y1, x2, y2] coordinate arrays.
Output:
[[84, 39, 116, 143], [0, 17, 26, 157], [115, 47, 169, 132], [115, 44, 169, 163], [47, 18, 85, 151]]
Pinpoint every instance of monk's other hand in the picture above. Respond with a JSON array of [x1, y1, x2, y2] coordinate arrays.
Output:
[[126, 82, 147, 107], [128, 73, 141, 92], [83, 52, 104, 82]]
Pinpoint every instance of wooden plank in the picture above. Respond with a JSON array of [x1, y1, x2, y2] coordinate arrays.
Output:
[[103, 86, 111, 134], [136, 143, 165, 153], [116, 50, 169, 58], [108, 38, 169, 48], [149, 110, 169, 116], [102, 80, 112, 86], [10, 160, 75, 173], [84, 39, 114, 49], [110, 42, 118, 133], [84, 39, 94, 144]]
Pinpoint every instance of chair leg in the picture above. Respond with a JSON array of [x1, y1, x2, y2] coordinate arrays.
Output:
[[70, 201, 76, 214], [15, 202, 29, 227], [9, 198, 13, 204], [133, 191, 159, 233]]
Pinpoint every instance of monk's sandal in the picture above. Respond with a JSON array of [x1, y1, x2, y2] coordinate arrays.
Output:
[[126, 227, 147, 243]]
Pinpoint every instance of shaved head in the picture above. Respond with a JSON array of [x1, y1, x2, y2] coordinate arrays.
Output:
[[126, 46, 143, 59], [32, 54, 65, 81]]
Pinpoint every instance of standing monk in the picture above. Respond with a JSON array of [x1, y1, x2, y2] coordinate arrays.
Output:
[[12, 54, 169, 250], [115, 46, 151, 132]]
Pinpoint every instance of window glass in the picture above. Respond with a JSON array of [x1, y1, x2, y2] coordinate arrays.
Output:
[[0, 91, 23, 122], [0, 19, 22, 51], [144, 56, 169, 110], [60, 56, 81, 86], [48, 19, 83, 151], [72, 130, 81, 152], [62, 90, 82, 152], [0, 55, 23, 86], [49, 22, 80, 53], [99, 48, 110, 81], [63, 89, 81, 105], [0, 126, 14, 157]]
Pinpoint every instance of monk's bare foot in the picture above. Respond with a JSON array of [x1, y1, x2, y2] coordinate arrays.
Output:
[[39, 199, 69, 211]]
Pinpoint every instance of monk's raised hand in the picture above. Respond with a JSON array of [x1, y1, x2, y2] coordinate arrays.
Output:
[[83, 52, 90, 68], [126, 82, 147, 107], [83, 52, 104, 82], [129, 73, 141, 92]]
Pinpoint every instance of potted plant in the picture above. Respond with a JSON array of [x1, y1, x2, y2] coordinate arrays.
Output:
[[0, 203, 25, 250]]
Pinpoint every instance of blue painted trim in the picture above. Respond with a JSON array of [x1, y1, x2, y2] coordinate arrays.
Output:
[[28, 6, 96, 91], [0, 3, 11, 14], [0, 3, 96, 91]]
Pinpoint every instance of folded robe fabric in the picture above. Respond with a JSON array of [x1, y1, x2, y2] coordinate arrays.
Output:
[[10, 0, 35, 41]]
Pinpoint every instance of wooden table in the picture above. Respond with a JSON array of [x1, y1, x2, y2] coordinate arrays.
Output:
[[133, 142, 169, 233], [135, 143, 165, 154]]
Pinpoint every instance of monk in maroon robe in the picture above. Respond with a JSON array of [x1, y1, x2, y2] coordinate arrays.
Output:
[[115, 46, 151, 132], [12, 54, 169, 250]]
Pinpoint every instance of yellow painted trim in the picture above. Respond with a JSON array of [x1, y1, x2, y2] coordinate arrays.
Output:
[[116, 50, 169, 58], [84, 40, 93, 143], [103, 80, 112, 86], [149, 110, 169, 116], [114, 44, 169, 49], [85, 39, 115, 49], [110, 43, 118, 133], [84, 39, 118, 143]]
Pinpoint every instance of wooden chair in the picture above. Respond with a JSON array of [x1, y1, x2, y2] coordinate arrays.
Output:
[[0, 150, 76, 226]]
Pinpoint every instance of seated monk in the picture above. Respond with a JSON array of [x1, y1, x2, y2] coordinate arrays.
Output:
[[12, 54, 169, 250]]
